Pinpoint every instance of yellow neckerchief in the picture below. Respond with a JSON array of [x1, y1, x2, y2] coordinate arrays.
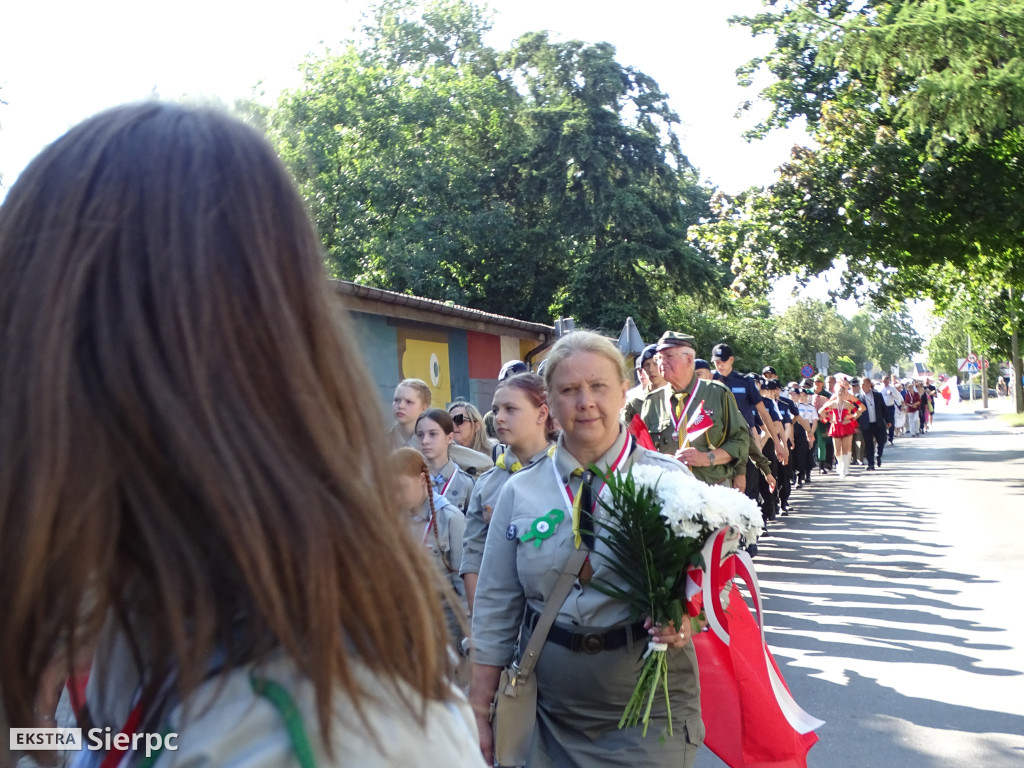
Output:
[[495, 443, 556, 473], [556, 435, 632, 549], [671, 377, 702, 449]]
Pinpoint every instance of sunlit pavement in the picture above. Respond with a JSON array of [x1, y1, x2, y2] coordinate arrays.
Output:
[[695, 400, 1024, 768]]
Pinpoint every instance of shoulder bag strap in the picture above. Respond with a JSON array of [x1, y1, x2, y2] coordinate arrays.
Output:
[[515, 439, 638, 677], [515, 547, 589, 679]]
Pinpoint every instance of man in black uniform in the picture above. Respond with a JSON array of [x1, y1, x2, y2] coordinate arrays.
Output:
[[712, 344, 789, 499]]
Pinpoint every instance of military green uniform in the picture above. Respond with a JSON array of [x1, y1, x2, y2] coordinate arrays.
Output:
[[631, 377, 749, 486]]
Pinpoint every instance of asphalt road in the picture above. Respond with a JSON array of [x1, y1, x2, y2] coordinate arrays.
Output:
[[695, 400, 1024, 768]]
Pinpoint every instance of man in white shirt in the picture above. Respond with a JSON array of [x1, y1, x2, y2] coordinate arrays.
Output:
[[879, 375, 904, 445]]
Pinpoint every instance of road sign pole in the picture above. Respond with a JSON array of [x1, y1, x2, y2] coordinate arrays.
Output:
[[982, 354, 989, 408]]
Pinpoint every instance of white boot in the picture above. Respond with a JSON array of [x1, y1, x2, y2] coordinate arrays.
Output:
[[839, 454, 849, 478]]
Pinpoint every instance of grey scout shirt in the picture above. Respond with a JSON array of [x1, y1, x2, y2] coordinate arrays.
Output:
[[409, 492, 467, 600], [460, 443, 554, 577], [472, 427, 687, 668], [434, 458, 474, 515]]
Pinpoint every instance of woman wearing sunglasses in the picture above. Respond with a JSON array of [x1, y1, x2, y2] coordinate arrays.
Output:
[[447, 401, 497, 458]]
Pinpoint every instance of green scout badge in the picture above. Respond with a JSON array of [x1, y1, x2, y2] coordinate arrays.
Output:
[[520, 509, 564, 548]]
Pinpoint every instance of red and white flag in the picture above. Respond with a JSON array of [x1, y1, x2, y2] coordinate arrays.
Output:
[[685, 400, 715, 441]]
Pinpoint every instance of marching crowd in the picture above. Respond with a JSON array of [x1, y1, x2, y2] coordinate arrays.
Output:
[[3, 103, 926, 768], [383, 330, 936, 765]]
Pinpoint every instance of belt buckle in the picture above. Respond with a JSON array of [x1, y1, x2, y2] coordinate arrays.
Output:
[[580, 633, 603, 654]]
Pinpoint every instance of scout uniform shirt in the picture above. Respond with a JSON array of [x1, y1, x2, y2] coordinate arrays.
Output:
[[472, 427, 696, 664], [460, 443, 554, 578], [631, 377, 750, 486], [431, 458, 475, 515], [408, 492, 467, 602], [472, 427, 703, 765]]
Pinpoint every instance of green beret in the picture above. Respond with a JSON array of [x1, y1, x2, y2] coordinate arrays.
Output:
[[655, 330, 697, 352]]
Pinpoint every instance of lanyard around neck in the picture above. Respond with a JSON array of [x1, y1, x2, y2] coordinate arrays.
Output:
[[552, 437, 633, 549]]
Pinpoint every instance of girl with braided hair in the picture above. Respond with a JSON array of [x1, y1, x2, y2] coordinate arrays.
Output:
[[389, 447, 470, 683]]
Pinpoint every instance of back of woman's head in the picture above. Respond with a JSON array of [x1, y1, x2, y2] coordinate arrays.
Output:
[[0, 103, 452, 733], [388, 447, 430, 479]]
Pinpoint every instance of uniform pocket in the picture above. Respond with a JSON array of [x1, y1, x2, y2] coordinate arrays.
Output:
[[683, 715, 705, 746]]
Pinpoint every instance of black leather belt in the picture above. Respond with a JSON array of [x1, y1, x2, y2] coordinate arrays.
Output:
[[523, 604, 647, 654]]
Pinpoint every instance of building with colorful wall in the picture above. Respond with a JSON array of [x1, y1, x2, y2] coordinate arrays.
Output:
[[332, 280, 554, 415]]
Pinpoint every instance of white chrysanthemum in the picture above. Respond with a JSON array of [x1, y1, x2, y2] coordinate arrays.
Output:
[[630, 463, 762, 543]]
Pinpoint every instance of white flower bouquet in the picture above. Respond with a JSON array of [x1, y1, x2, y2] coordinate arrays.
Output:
[[587, 463, 762, 737]]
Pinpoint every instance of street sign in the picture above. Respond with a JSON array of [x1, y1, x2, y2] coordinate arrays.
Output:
[[800, 364, 814, 378], [967, 353, 979, 363], [967, 362, 980, 374], [957, 358, 968, 371]]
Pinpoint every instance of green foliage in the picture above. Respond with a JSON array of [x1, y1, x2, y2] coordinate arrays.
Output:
[[707, 0, 1024, 409], [856, 306, 923, 371], [264, 0, 721, 331], [998, 412, 1024, 427], [833, 355, 857, 375], [826, 0, 1024, 153], [776, 298, 864, 369], [927, 285, 1018, 375]]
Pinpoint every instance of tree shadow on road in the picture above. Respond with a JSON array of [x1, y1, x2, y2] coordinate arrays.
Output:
[[717, 437, 1024, 767], [760, 666, 1024, 768]]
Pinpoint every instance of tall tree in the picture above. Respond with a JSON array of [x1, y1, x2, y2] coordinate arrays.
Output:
[[500, 32, 718, 333], [693, 0, 1024, 408], [265, 0, 721, 332], [856, 307, 924, 371]]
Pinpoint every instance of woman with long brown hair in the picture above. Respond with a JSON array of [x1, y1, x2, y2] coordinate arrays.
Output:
[[0, 103, 482, 766], [414, 408, 476, 515]]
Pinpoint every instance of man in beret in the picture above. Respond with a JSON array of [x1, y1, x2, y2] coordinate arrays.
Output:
[[631, 331, 749, 486]]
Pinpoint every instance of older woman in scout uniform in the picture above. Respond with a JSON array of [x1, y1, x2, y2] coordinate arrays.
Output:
[[632, 331, 749, 487], [415, 409, 476, 514], [460, 373, 556, 613], [469, 331, 702, 768]]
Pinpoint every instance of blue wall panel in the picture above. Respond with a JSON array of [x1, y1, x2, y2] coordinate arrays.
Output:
[[447, 329, 471, 405], [348, 311, 399, 416]]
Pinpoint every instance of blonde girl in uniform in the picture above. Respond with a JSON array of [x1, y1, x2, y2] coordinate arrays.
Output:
[[415, 408, 476, 514], [0, 103, 482, 767], [389, 378, 431, 450], [460, 372, 556, 612]]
